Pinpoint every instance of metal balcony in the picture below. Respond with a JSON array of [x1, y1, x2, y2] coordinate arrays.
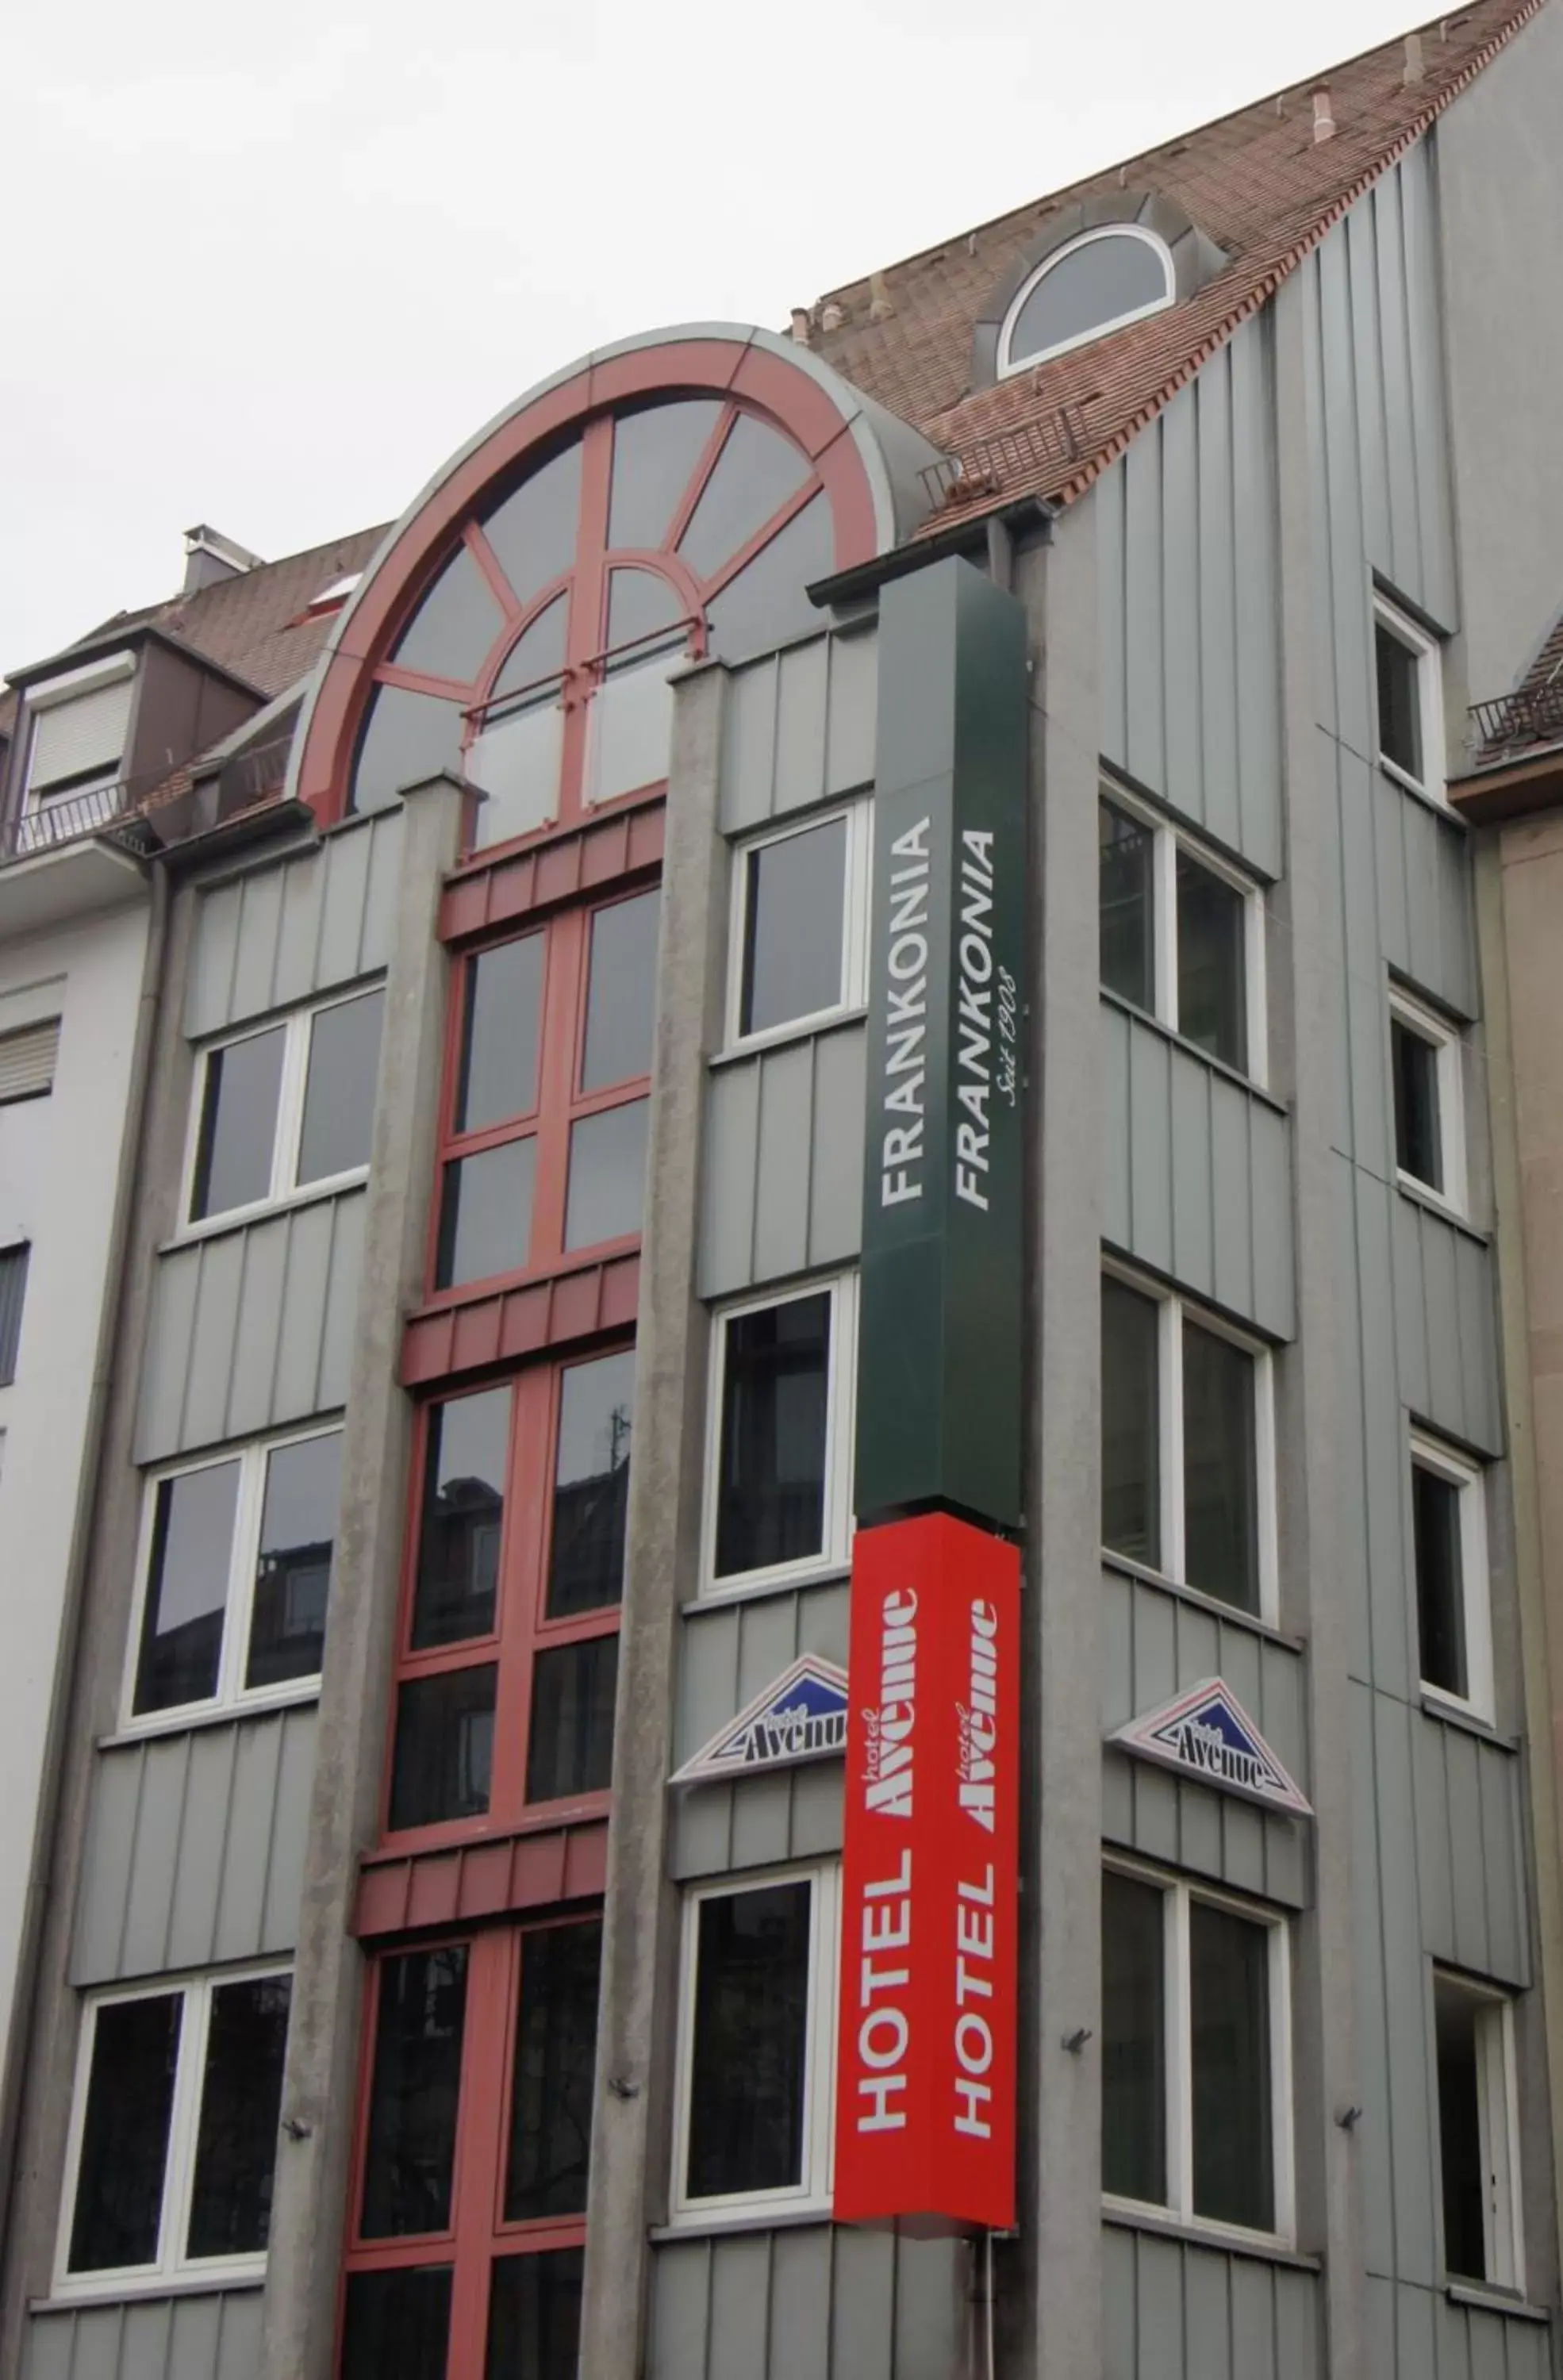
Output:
[[1469, 676, 1563, 757]]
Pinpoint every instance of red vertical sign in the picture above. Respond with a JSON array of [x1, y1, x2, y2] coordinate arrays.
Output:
[[834, 1512, 1020, 2232]]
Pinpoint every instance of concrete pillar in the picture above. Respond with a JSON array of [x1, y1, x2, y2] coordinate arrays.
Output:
[[259, 775, 463, 2380]]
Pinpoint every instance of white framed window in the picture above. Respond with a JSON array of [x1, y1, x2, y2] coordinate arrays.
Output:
[[22, 651, 136, 812], [1434, 1971, 1524, 2294], [1103, 1861, 1293, 2246], [123, 1425, 342, 1729], [182, 985, 385, 1230], [1099, 786, 1267, 1084], [701, 1271, 857, 1597], [1374, 593, 1446, 805], [56, 1963, 292, 2297], [670, 1862, 839, 2223], [726, 801, 871, 1051], [0, 1241, 29, 1388], [1389, 987, 1465, 1214], [998, 225, 1175, 375], [1100, 1262, 1278, 1623], [1410, 1430, 1493, 1723]]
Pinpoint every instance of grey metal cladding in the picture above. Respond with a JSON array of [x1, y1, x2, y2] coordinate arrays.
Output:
[[718, 628, 877, 835], [1100, 1568, 1307, 1907], [71, 1708, 316, 1985], [646, 2225, 965, 2380], [1412, 1710, 1529, 1987], [1100, 1002, 1294, 1338], [1097, 313, 1282, 876], [699, 1026, 865, 1298], [1363, 2273, 1552, 2378], [23, 2290, 261, 2380], [136, 1192, 363, 1462], [184, 810, 402, 1038], [1102, 2223, 1320, 2378]]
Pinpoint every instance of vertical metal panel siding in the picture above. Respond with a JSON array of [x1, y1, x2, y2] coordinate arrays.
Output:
[[1411, 1714, 1528, 1987], [1102, 2224, 1321, 2378], [646, 2227, 965, 2379], [22, 2290, 262, 2380], [71, 1709, 317, 1985], [183, 811, 402, 1038], [698, 1027, 866, 1299], [1096, 315, 1282, 877], [718, 628, 878, 835], [1100, 1003, 1295, 1339], [135, 1192, 363, 1462]]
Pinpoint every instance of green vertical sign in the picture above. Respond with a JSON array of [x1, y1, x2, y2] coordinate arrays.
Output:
[[854, 558, 1029, 1532]]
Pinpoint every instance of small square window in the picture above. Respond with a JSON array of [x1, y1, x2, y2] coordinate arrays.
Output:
[[705, 1276, 855, 1594], [1434, 1972, 1523, 2290], [728, 804, 869, 1047], [1097, 792, 1264, 1081], [1390, 991, 1465, 1212], [1374, 595, 1444, 802], [186, 990, 384, 1227], [1411, 1430, 1492, 1719]]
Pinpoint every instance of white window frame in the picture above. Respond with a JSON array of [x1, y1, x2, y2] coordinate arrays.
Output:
[[1434, 1969, 1525, 2294], [1104, 1859, 1295, 2248], [1389, 986, 1467, 1216], [700, 1269, 858, 1599], [998, 224, 1176, 376], [55, 1960, 292, 2299], [1103, 1260, 1280, 1625], [121, 1422, 342, 1733], [179, 986, 382, 1235], [670, 1861, 839, 2225], [1373, 593, 1446, 807], [725, 800, 873, 1054], [1100, 782, 1268, 1086], [22, 651, 136, 812], [1410, 1429, 1494, 1725]]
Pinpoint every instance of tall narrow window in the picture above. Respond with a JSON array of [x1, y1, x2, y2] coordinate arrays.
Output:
[[707, 1278, 854, 1591], [0, 1241, 29, 1385], [1434, 1973, 1523, 2290], [1099, 802, 1154, 1012], [1411, 1431, 1492, 1720], [1097, 791, 1263, 1081], [360, 1946, 469, 2240], [1374, 593, 1444, 804], [1101, 1276, 1160, 1568], [1390, 990, 1465, 1212]]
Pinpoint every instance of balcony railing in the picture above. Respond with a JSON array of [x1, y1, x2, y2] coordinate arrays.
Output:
[[1, 728, 298, 869], [1469, 677, 1563, 757], [0, 777, 142, 866]]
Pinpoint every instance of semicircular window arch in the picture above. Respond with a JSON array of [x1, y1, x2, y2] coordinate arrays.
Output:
[[998, 224, 1175, 375]]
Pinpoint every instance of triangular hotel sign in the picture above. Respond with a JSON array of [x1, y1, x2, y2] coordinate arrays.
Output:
[[671, 1654, 848, 1786], [1108, 1676, 1311, 1818]]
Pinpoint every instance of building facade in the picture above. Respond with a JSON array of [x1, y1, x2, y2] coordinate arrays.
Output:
[[5, 5, 1563, 2376]]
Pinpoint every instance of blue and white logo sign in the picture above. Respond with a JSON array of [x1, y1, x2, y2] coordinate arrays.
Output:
[[672, 1655, 849, 1786], [1108, 1677, 1311, 1818]]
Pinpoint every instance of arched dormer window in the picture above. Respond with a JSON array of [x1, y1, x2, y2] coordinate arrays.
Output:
[[997, 224, 1175, 374]]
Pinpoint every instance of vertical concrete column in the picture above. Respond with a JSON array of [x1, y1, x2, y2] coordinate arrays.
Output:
[[1271, 279, 1368, 2377], [259, 775, 463, 2380], [579, 664, 728, 2380], [1014, 501, 1104, 2378]]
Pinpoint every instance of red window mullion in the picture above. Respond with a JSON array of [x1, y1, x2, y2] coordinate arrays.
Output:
[[486, 1369, 552, 1818], [527, 907, 589, 1266], [444, 1930, 516, 2377]]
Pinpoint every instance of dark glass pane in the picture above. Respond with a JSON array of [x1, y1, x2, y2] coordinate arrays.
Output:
[[413, 1389, 509, 1650], [1190, 1899, 1273, 2230], [389, 1667, 497, 1830], [705, 493, 833, 664], [1392, 1019, 1443, 1192], [1099, 801, 1154, 1012], [607, 566, 685, 652], [392, 544, 504, 682], [458, 936, 544, 1134], [68, 1993, 182, 2271], [191, 1026, 286, 1219], [609, 399, 724, 551], [1101, 1279, 1159, 1568], [134, 1461, 240, 1714], [1414, 1461, 1468, 1698], [436, 1137, 537, 1289], [297, 990, 384, 1186], [352, 684, 463, 816], [1176, 854, 1246, 1071], [1182, 1320, 1258, 1614], [687, 1882, 811, 2199], [490, 596, 569, 703], [678, 414, 812, 580], [563, 1098, 647, 1250], [1377, 620, 1423, 781], [1008, 231, 1169, 364], [525, 1636, 617, 1804], [186, 1974, 291, 2259], [360, 1947, 469, 2238], [505, 1922, 602, 2220], [342, 2267, 452, 2380], [486, 2248, 585, 2380], [547, 1352, 634, 1617], [0, 1241, 29, 1385], [741, 819, 847, 1037], [482, 442, 584, 611], [1102, 1871, 1166, 2205], [715, 1292, 830, 1578], [246, 1431, 340, 1689], [1435, 1979, 1488, 2280], [582, 892, 659, 1092]]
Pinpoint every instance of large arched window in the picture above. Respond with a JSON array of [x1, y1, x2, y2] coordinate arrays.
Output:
[[998, 224, 1175, 375]]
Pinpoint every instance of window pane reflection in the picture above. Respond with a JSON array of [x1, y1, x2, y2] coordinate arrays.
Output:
[[741, 820, 847, 1036], [298, 990, 384, 1186], [547, 1353, 634, 1618], [1102, 1871, 1166, 2204], [608, 400, 723, 551], [353, 685, 463, 818], [390, 1668, 497, 1831], [1176, 854, 1246, 1071], [343, 2267, 453, 2380], [1101, 1279, 1159, 1569], [481, 443, 583, 612], [391, 544, 503, 683], [484, 2249, 584, 2380], [413, 1390, 509, 1649], [1099, 801, 1154, 1012], [678, 416, 811, 580], [186, 1975, 291, 2259], [135, 1462, 241, 1714], [1189, 1901, 1272, 2230], [525, 1636, 617, 1804], [191, 1027, 285, 1220], [715, 1294, 830, 1578], [360, 1947, 469, 2237], [582, 892, 659, 1092], [457, 935, 544, 1133], [1181, 1321, 1258, 1612], [247, 1432, 340, 1689], [68, 1994, 182, 2271], [563, 1099, 647, 1250], [686, 1883, 810, 2199], [505, 1922, 602, 2219]]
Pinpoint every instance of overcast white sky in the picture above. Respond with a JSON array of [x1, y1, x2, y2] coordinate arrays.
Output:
[[1, 0, 1431, 679]]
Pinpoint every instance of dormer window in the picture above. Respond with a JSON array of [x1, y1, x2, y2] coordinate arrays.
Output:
[[17, 651, 135, 850], [998, 225, 1175, 374]]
